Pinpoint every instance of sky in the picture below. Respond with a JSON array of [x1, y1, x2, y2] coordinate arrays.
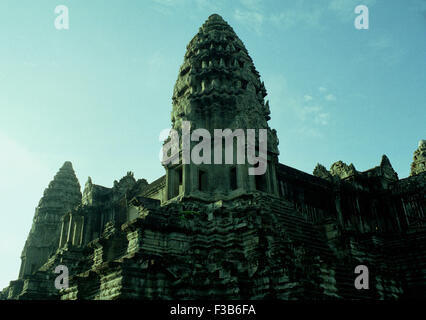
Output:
[[0, 0, 425, 290]]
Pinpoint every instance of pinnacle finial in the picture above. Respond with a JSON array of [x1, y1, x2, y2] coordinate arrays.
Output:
[[61, 161, 73, 169], [203, 13, 229, 29], [380, 154, 392, 168], [208, 13, 224, 20]]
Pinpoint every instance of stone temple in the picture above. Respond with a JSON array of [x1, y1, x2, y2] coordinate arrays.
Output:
[[1, 14, 425, 300]]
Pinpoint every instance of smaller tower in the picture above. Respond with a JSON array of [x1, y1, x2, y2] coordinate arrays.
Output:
[[18, 161, 81, 278], [410, 140, 426, 176]]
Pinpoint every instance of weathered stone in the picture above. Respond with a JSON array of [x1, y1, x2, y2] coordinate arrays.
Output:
[[2, 14, 425, 301], [18, 161, 82, 279], [164, 13, 280, 203], [411, 140, 426, 176], [313, 164, 333, 182]]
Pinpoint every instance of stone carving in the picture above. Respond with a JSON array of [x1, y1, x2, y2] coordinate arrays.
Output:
[[313, 164, 333, 182], [2, 14, 425, 301], [18, 161, 81, 279], [411, 140, 426, 176], [171, 14, 276, 136], [330, 161, 357, 180]]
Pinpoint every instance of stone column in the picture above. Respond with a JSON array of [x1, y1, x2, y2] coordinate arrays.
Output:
[[122, 218, 145, 255], [66, 214, 73, 244], [59, 219, 66, 248], [269, 162, 279, 196], [183, 164, 190, 196]]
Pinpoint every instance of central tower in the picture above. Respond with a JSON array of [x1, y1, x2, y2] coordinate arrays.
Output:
[[164, 14, 279, 202]]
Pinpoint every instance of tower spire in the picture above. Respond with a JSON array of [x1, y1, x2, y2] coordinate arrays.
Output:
[[172, 13, 274, 134], [164, 14, 279, 202], [18, 161, 82, 278], [411, 139, 426, 176]]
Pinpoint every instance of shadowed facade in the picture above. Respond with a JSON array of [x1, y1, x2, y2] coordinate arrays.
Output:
[[1, 14, 425, 300]]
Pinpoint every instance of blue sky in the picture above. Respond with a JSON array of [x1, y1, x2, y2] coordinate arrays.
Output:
[[0, 0, 425, 289]]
